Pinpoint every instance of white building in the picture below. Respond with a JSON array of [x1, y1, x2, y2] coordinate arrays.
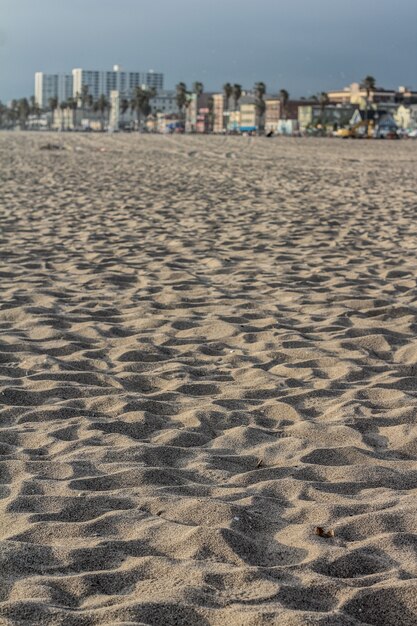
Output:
[[72, 65, 164, 100], [34, 72, 73, 108], [150, 90, 178, 114]]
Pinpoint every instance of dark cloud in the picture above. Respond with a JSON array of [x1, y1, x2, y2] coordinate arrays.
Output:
[[0, 0, 416, 101]]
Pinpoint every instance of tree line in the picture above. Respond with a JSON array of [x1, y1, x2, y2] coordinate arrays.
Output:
[[0, 75, 377, 130], [0, 84, 157, 129]]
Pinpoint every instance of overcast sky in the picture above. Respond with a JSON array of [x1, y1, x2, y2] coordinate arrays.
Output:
[[1, 0, 416, 101]]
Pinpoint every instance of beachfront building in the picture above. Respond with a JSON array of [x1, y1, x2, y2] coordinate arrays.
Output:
[[72, 65, 164, 100], [150, 91, 178, 115], [52, 107, 105, 131], [228, 110, 241, 132], [196, 94, 214, 133], [394, 104, 417, 130], [327, 83, 417, 107], [239, 98, 257, 132], [265, 98, 281, 132], [34, 72, 73, 107], [212, 94, 225, 133], [298, 104, 355, 131], [211, 93, 242, 132], [184, 93, 215, 133]]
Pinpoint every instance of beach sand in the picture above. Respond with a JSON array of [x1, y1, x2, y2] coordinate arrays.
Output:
[[1, 132, 417, 625]]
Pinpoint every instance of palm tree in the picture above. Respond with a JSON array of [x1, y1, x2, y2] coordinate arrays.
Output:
[[141, 87, 155, 129], [131, 87, 155, 131], [223, 83, 233, 110], [80, 85, 89, 107], [362, 76, 376, 127], [120, 98, 129, 126], [48, 97, 58, 129], [193, 82, 204, 97], [222, 83, 233, 130], [176, 82, 189, 127], [67, 96, 78, 129], [254, 82, 266, 132], [8, 100, 18, 128], [0, 101, 7, 129], [255, 82, 266, 99], [233, 84, 242, 111], [17, 98, 30, 129], [189, 82, 204, 132], [363, 75, 376, 101], [318, 92, 329, 111], [94, 94, 110, 131], [78, 85, 92, 121], [59, 101, 68, 131], [279, 89, 289, 120], [208, 96, 215, 133], [48, 96, 58, 112], [29, 95, 42, 127], [29, 95, 38, 115], [318, 92, 329, 124]]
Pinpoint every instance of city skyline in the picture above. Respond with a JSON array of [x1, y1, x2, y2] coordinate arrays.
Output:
[[1, 0, 416, 102]]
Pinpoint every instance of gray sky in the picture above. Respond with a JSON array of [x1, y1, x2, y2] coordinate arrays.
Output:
[[1, 0, 416, 101]]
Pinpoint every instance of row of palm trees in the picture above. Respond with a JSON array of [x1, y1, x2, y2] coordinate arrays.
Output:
[[0, 96, 42, 129], [174, 76, 376, 131], [175, 82, 244, 130], [175, 81, 292, 131], [0, 84, 158, 130], [48, 84, 158, 130]]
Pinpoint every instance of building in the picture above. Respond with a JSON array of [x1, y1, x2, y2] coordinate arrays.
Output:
[[298, 104, 354, 131], [348, 108, 398, 138], [184, 93, 215, 133], [228, 110, 241, 132], [212, 94, 225, 133], [34, 72, 73, 107], [36, 65, 163, 107], [72, 65, 164, 100], [327, 83, 417, 106], [328, 83, 395, 105], [195, 93, 214, 133], [150, 90, 178, 115], [395, 104, 417, 130], [239, 97, 258, 132], [109, 91, 120, 131], [265, 98, 281, 132], [106, 89, 178, 131]]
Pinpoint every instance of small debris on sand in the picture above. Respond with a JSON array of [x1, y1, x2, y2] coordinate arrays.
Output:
[[315, 527, 335, 539], [40, 143, 64, 151]]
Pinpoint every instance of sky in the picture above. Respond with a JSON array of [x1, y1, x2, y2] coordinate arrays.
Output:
[[0, 0, 416, 101]]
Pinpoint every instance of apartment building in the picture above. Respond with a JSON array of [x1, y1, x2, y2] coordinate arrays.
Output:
[[72, 65, 164, 100], [34, 73, 73, 107], [328, 82, 417, 105], [150, 90, 178, 115]]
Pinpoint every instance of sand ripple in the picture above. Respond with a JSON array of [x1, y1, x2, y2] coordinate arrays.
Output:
[[1, 133, 417, 624]]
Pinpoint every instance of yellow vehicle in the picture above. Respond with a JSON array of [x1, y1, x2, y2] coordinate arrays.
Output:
[[335, 119, 374, 138]]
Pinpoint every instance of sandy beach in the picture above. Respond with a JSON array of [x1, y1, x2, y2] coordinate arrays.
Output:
[[1, 132, 417, 625]]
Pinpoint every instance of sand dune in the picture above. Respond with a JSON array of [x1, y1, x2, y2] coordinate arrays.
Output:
[[1, 132, 417, 625]]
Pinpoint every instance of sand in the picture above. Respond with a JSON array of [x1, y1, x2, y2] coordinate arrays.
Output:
[[0, 132, 417, 626]]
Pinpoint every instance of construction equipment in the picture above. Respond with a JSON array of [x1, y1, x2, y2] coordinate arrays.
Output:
[[335, 119, 374, 138]]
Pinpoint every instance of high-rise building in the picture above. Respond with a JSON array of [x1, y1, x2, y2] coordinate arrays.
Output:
[[35, 66, 164, 107], [34, 72, 73, 108], [72, 65, 164, 100]]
